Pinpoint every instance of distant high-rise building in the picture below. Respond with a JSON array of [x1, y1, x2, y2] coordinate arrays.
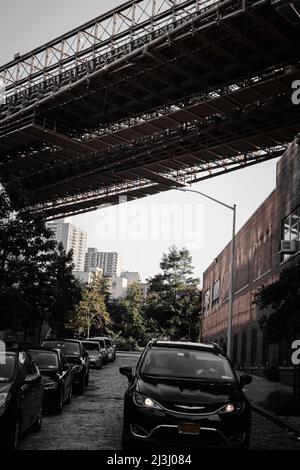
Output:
[[46, 220, 87, 271], [121, 272, 140, 285], [84, 248, 122, 277]]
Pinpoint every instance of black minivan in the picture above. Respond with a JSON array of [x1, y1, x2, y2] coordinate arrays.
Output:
[[120, 340, 252, 450]]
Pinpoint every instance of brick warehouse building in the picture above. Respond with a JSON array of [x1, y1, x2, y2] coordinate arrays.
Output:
[[202, 136, 300, 382]]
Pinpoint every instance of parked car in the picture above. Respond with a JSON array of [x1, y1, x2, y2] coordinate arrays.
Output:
[[88, 336, 116, 362], [82, 341, 103, 370], [85, 337, 109, 365], [27, 348, 73, 414], [120, 340, 252, 450], [0, 344, 43, 450], [41, 339, 90, 395]]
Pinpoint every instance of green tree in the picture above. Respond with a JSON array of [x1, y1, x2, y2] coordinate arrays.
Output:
[[0, 189, 82, 338], [253, 264, 300, 344], [69, 272, 110, 337], [122, 283, 145, 340], [146, 245, 201, 340]]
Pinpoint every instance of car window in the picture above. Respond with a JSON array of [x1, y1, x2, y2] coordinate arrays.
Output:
[[42, 341, 80, 357], [140, 348, 235, 381], [83, 342, 100, 352], [0, 352, 16, 382], [28, 350, 59, 370]]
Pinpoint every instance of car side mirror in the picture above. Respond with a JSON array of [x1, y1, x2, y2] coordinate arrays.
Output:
[[119, 366, 134, 381], [240, 374, 252, 387]]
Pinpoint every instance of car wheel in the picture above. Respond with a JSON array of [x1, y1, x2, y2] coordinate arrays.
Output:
[[77, 376, 85, 395], [54, 390, 64, 414], [66, 385, 72, 404], [32, 407, 43, 431], [85, 372, 89, 386], [5, 417, 21, 450], [122, 430, 135, 450]]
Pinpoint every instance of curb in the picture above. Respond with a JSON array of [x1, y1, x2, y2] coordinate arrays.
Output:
[[251, 402, 300, 438]]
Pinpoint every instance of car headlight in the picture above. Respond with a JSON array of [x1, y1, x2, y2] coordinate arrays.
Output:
[[133, 393, 163, 410], [43, 381, 58, 391], [219, 402, 244, 414], [72, 365, 82, 373], [0, 393, 9, 416]]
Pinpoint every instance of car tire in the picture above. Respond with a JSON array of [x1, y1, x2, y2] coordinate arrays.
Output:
[[77, 376, 85, 395], [122, 431, 135, 450], [66, 385, 72, 404], [5, 417, 21, 450], [54, 390, 64, 414], [32, 407, 43, 431], [85, 372, 89, 386]]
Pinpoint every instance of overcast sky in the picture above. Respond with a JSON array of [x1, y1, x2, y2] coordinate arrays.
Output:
[[0, 1, 281, 282]]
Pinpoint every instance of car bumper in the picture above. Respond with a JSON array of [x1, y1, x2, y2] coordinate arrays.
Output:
[[124, 405, 251, 449], [89, 358, 102, 368]]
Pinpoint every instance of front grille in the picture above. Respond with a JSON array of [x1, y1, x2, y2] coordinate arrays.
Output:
[[160, 401, 225, 414]]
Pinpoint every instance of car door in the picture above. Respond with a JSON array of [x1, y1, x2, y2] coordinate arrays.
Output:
[[17, 352, 35, 433], [25, 354, 43, 427]]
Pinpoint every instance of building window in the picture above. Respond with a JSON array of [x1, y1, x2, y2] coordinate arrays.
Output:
[[203, 289, 210, 314], [212, 280, 220, 307], [241, 330, 248, 367], [232, 334, 238, 365], [281, 206, 300, 261]]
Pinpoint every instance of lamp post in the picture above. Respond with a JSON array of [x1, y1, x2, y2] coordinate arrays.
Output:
[[173, 187, 236, 359]]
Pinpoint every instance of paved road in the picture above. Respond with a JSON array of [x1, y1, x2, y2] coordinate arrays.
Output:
[[19, 353, 300, 450]]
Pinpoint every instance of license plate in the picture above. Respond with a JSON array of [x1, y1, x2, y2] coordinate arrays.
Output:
[[178, 423, 200, 435]]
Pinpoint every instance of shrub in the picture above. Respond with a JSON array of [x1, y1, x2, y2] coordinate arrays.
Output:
[[263, 365, 280, 382], [261, 390, 300, 416], [114, 335, 140, 351]]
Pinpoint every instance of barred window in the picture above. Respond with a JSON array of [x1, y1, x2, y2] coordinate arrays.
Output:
[[212, 280, 220, 307]]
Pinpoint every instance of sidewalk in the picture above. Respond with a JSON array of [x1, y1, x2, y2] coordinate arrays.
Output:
[[238, 372, 300, 427]]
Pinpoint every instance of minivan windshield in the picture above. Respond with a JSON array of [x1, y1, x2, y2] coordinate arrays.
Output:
[[0, 353, 16, 382], [140, 348, 235, 381]]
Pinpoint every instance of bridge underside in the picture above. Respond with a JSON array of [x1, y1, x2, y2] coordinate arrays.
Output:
[[0, 0, 300, 218]]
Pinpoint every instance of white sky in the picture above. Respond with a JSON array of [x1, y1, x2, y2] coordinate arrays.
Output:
[[0, 0, 281, 282]]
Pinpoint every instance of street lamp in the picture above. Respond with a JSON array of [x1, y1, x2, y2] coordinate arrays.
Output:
[[172, 187, 236, 359]]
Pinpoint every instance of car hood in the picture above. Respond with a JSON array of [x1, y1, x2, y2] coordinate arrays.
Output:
[[136, 376, 243, 410], [0, 382, 12, 394]]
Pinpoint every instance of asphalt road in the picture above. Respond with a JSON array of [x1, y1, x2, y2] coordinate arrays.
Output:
[[19, 353, 300, 451]]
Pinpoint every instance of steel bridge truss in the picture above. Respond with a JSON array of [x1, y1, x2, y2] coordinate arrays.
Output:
[[0, 0, 300, 218]]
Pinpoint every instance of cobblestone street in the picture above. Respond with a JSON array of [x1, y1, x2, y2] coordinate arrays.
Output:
[[19, 353, 300, 451]]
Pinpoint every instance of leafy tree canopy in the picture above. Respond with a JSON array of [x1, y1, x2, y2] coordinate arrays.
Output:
[[253, 264, 300, 343]]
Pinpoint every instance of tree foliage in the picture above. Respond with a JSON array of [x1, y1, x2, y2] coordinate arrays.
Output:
[[0, 189, 82, 336], [69, 272, 110, 337], [253, 264, 300, 343], [146, 245, 202, 340]]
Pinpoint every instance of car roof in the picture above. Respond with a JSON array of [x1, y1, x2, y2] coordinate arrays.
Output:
[[148, 340, 226, 355], [82, 340, 99, 345], [43, 339, 81, 344], [28, 347, 60, 355]]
